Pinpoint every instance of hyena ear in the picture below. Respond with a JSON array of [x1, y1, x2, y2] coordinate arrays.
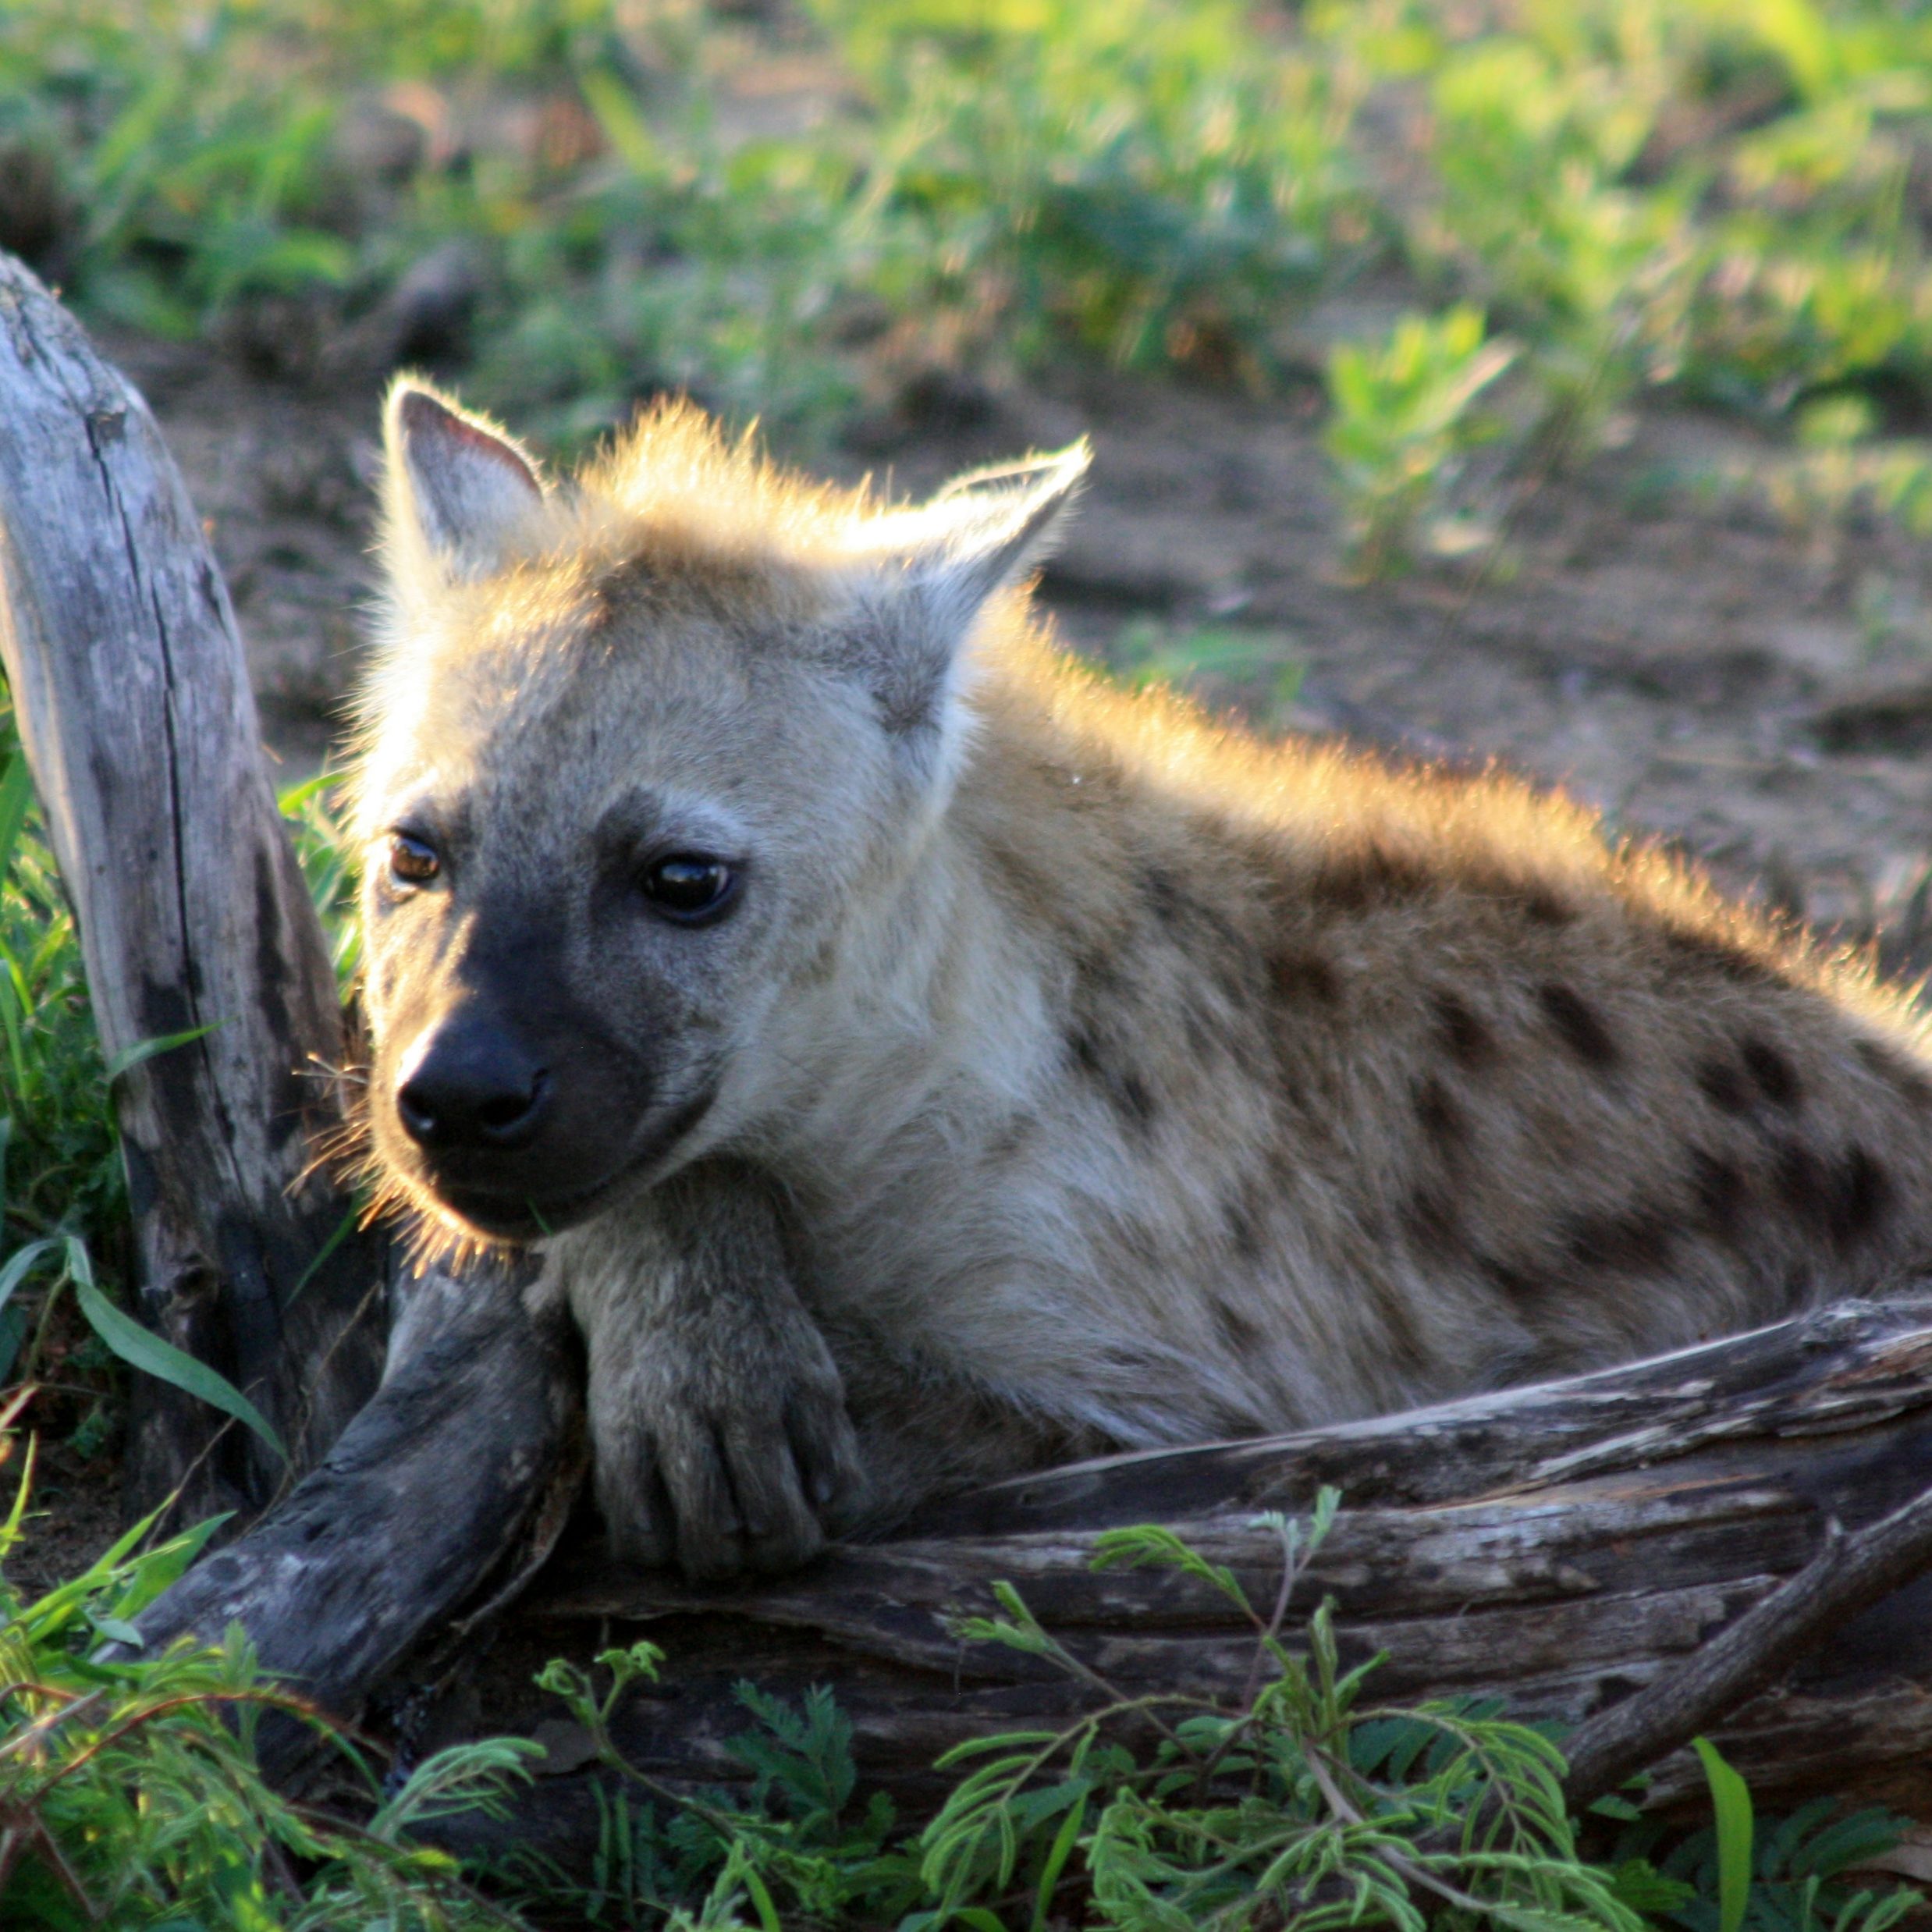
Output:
[[382, 379, 545, 586], [851, 440, 1090, 748]]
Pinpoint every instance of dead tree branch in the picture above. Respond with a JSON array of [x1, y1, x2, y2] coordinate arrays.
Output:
[[0, 252, 385, 1518]]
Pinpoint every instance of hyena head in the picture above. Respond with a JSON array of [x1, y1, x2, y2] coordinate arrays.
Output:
[[351, 380, 1086, 1248]]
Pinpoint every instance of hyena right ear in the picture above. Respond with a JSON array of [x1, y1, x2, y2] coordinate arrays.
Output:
[[845, 441, 1090, 764], [382, 379, 545, 588]]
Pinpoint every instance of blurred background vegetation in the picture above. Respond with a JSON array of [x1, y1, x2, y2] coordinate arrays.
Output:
[[0, 0, 1925, 570]]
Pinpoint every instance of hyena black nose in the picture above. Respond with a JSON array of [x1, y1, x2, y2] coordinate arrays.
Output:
[[396, 1020, 551, 1152]]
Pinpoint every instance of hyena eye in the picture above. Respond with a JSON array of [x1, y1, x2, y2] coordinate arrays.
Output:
[[387, 833, 442, 886], [639, 854, 738, 925]]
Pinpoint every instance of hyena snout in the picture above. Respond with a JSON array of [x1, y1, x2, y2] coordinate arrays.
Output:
[[396, 1012, 551, 1155]]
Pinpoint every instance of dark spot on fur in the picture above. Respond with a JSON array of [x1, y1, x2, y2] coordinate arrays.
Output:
[[1433, 990, 1497, 1070], [1069, 1028, 1104, 1079], [1072, 943, 1126, 1007], [1140, 861, 1241, 951], [1836, 1145, 1891, 1247], [1774, 1138, 1892, 1250], [1774, 1138, 1827, 1226], [1403, 1184, 1460, 1250], [1538, 982, 1620, 1070], [1697, 1055, 1752, 1116], [1519, 883, 1576, 926], [1660, 927, 1780, 986], [1140, 863, 1183, 922], [1824, 1143, 1885, 1252], [1209, 1295, 1263, 1353], [1856, 1038, 1932, 1112], [1068, 1026, 1158, 1135], [1222, 1184, 1267, 1260], [1690, 1149, 1749, 1240], [1739, 1035, 1802, 1110], [1306, 845, 1433, 913], [1479, 1253, 1543, 1308], [1562, 1205, 1675, 1274], [1270, 950, 1341, 1004], [1413, 1074, 1465, 1150]]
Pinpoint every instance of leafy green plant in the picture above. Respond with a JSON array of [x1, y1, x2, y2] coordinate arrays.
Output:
[[1596, 1736, 1916, 1932], [1110, 620, 1305, 722], [489, 1642, 922, 1929], [0, 1409, 541, 1928], [918, 1493, 1643, 1930], [5, 0, 1932, 551], [1324, 305, 1518, 577], [5, 1432, 1911, 1930], [495, 1493, 1707, 1932], [815, 0, 1369, 384]]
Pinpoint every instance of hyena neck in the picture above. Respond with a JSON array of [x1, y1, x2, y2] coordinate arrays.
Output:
[[758, 677, 1097, 1183]]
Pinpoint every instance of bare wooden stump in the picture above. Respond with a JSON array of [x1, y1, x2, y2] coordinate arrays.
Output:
[[0, 252, 385, 1515], [11, 250, 1932, 1853]]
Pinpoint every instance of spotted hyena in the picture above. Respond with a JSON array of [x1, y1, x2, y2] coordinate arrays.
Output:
[[351, 378, 1932, 1579]]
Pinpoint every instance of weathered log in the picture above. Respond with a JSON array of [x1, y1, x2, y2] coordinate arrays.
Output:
[[130, 1249, 584, 1779], [0, 252, 384, 1516], [410, 1293, 1932, 1863]]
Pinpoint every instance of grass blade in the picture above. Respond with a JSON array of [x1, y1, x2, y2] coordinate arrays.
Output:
[[1692, 1735, 1754, 1932], [0, 750, 34, 886], [72, 1277, 286, 1464], [105, 1022, 218, 1086], [0, 1234, 63, 1312]]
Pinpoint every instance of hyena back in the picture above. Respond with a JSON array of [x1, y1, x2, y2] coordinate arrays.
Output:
[[353, 380, 1932, 1579]]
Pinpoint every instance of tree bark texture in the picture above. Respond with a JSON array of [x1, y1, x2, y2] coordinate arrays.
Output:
[[0, 252, 385, 1519], [131, 1249, 584, 1781], [447, 1294, 1932, 1859]]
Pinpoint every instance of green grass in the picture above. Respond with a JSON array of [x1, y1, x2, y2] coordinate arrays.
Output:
[[0, 0, 1926, 542]]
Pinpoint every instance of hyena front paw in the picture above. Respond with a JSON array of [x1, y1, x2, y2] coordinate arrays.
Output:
[[591, 1316, 867, 1582]]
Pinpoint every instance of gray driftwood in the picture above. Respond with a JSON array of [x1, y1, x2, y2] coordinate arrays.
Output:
[[0, 252, 385, 1517], [12, 250, 1932, 1839], [132, 1249, 584, 1780], [431, 1294, 1932, 1851]]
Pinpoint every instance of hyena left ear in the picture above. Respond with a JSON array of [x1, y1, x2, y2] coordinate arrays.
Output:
[[852, 440, 1090, 748], [382, 378, 546, 588]]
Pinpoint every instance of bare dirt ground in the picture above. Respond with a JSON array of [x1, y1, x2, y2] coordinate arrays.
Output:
[[106, 320, 1932, 971]]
